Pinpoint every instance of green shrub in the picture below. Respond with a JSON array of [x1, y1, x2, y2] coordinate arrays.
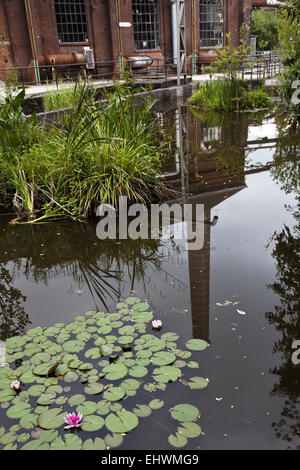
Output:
[[241, 89, 273, 110], [188, 80, 272, 111]]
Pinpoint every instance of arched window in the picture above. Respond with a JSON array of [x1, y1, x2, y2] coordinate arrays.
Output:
[[132, 0, 161, 50], [54, 0, 88, 44], [200, 0, 224, 48]]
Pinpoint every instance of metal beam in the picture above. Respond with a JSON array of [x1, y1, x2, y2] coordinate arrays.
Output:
[[176, 0, 187, 86]]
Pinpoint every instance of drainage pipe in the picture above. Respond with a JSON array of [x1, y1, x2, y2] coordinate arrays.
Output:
[[24, 0, 41, 84], [170, 0, 178, 65]]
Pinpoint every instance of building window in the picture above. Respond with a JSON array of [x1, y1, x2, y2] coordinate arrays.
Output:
[[132, 0, 161, 50], [200, 0, 224, 48], [54, 0, 88, 43]]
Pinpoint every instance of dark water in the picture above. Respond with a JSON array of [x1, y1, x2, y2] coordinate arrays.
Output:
[[0, 106, 299, 450]]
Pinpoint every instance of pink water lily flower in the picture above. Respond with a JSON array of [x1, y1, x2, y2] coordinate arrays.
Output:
[[64, 412, 83, 430], [11, 380, 20, 391], [152, 320, 162, 329]]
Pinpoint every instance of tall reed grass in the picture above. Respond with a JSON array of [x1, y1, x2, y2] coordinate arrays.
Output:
[[0, 81, 169, 223]]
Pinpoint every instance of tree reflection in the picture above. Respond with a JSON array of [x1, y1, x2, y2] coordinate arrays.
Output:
[[266, 209, 300, 448], [0, 264, 30, 341], [271, 117, 300, 195]]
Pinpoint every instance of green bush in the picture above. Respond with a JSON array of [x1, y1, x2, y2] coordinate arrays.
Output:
[[241, 89, 273, 110], [187, 80, 271, 112], [251, 9, 279, 51], [187, 80, 246, 112]]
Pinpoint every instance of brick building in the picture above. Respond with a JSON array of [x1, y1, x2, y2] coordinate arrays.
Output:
[[0, 0, 271, 82]]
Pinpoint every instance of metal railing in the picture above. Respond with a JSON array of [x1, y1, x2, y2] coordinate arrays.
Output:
[[0, 57, 181, 88]]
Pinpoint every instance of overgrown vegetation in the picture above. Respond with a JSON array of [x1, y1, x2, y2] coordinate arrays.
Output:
[[0, 81, 170, 223], [251, 8, 279, 51], [43, 80, 84, 112], [187, 80, 272, 112], [188, 24, 272, 112]]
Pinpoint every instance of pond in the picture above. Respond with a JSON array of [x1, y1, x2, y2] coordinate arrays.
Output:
[[0, 104, 299, 450]]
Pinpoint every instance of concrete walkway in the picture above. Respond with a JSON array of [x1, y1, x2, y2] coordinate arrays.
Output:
[[23, 72, 281, 98]]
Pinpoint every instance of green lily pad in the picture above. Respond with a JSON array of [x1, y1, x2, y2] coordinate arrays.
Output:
[[151, 351, 176, 366], [103, 363, 128, 381], [103, 387, 125, 402], [81, 415, 104, 432], [105, 410, 138, 433], [149, 399, 164, 410], [36, 394, 56, 406], [178, 421, 202, 438], [170, 404, 200, 422], [51, 434, 82, 450], [63, 340, 85, 353], [84, 383, 104, 395], [133, 404, 152, 418], [82, 438, 106, 450], [104, 433, 123, 448], [68, 394, 86, 406], [188, 377, 208, 390], [77, 401, 97, 416], [168, 432, 187, 448], [129, 366, 148, 378], [37, 408, 66, 430], [185, 339, 208, 351], [152, 366, 182, 383], [6, 402, 31, 419], [20, 413, 38, 430], [64, 371, 79, 383]]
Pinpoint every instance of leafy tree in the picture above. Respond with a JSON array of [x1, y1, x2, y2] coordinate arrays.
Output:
[[251, 9, 279, 51]]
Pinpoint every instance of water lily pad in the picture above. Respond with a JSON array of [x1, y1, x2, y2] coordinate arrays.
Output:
[[36, 394, 56, 406], [149, 399, 164, 410], [103, 387, 125, 402], [64, 371, 79, 383], [82, 438, 106, 450], [188, 377, 208, 390], [6, 402, 31, 419], [151, 351, 176, 366], [77, 401, 97, 416], [0, 432, 17, 445], [185, 339, 208, 351], [125, 297, 140, 305], [37, 408, 66, 430], [133, 404, 152, 418], [178, 422, 202, 438], [153, 366, 182, 383], [129, 366, 148, 378], [20, 414, 38, 430], [81, 415, 104, 432], [84, 383, 104, 395], [6, 336, 28, 349], [51, 434, 82, 450], [27, 385, 46, 397], [63, 340, 85, 353], [20, 439, 50, 450], [105, 410, 138, 433], [103, 363, 128, 381], [68, 394, 85, 406], [104, 433, 123, 448], [168, 432, 187, 448], [170, 404, 200, 422]]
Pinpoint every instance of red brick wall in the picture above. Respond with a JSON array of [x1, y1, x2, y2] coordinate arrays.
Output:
[[1, 0, 253, 79]]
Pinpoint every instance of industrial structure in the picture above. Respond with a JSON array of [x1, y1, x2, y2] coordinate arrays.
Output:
[[0, 0, 280, 83]]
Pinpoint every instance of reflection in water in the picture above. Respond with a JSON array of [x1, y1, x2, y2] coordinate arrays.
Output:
[[0, 103, 299, 448], [0, 264, 29, 341], [266, 210, 300, 447]]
